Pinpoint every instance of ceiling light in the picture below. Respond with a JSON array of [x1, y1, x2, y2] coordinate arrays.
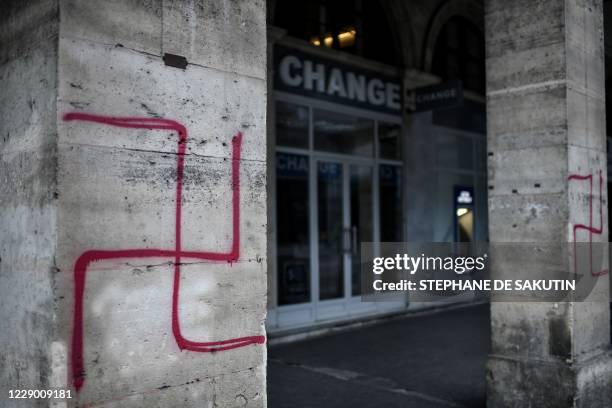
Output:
[[456, 208, 469, 217], [338, 28, 356, 47], [323, 34, 334, 47]]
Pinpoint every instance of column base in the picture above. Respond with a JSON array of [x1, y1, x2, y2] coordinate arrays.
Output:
[[486, 351, 612, 407]]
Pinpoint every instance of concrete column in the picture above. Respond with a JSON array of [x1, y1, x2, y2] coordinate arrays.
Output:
[[0, 1, 59, 401], [1, 0, 267, 406], [486, 0, 612, 406]]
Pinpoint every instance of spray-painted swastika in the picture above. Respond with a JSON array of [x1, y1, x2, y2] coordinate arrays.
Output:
[[568, 170, 609, 277], [63, 112, 266, 391]]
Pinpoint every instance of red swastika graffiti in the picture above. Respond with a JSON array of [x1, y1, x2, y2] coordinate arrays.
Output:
[[568, 170, 609, 277], [63, 112, 265, 391]]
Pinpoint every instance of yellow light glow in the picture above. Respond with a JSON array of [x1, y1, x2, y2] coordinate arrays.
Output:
[[323, 34, 334, 47], [337, 29, 356, 47], [310, 36, 321, 46], [456, 208, 469, 217]]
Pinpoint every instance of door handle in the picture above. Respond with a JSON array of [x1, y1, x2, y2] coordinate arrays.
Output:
[[342, 227, 352, 254]]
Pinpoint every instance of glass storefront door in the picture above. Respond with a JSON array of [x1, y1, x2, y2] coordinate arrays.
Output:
[[315, 159, 374, 319], [273, 98, 404, 329], [316, 160, 373, 298]]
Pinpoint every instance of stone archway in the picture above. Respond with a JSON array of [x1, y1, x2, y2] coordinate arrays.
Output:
[[422, 0, 484, 72]]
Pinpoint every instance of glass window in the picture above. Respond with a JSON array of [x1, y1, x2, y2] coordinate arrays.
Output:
[[350, 165, 373, 295], [378, 122, 401, 160], [318, 161, 344, 300], [314, 109, 374, 156], [431, 16, 485, 95], [273, 0, 398, 66], [379, 164, 403, 242], [276, 101, 309, 148], [276, 153, 310, 305]]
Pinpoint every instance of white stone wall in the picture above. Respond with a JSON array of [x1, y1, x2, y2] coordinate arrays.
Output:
[[2, 0, 268, 406]]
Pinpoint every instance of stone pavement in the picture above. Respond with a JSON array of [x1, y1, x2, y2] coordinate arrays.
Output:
[[268, 303, 490, 408]]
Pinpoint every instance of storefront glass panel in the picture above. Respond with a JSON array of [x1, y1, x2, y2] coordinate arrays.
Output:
[[380, 164, 403, 242], [378, 122, 401, 160], [314, 109, 374, 156], [318, 161, 344, 300], [350, 164, 373, 295], [276, 101, 309, 148], [276, 152, 310, 305]]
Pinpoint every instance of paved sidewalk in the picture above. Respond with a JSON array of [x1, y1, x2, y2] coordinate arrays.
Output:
[[268, 303, 490, 408]]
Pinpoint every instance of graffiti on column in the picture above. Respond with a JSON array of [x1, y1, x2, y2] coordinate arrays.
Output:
[[567, 170, 609, 277], [62, 112, 266, 391]]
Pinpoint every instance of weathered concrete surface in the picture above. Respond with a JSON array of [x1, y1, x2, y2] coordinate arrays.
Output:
[[0, 2, 59, 407], [1, 0, 267, 406], [485, 0, 612, 406]]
